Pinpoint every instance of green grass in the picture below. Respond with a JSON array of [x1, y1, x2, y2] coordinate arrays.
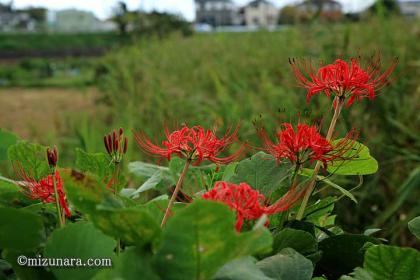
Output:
[[0, 32, 126, 52]]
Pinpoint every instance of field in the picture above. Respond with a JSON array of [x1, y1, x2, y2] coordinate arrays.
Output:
[[0, 16, 419, 280]]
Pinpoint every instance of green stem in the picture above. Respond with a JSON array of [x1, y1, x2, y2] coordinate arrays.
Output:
[[52, 169, 64, 228], [161, 159, 191, 228], [296, 97, 345, 220]]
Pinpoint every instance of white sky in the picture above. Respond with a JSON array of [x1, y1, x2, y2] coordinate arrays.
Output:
[[6, 0, 375, 21]]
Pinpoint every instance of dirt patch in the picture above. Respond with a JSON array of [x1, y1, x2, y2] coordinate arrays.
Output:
[[0, 87, 103, 140]]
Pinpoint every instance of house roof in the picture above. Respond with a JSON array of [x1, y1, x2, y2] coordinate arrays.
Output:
[[247, 0, 275, 7]]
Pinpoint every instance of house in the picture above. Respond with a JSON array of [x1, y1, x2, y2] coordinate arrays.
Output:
[[241, 0, 278, 27], [398, 0, 420, 17], [0, 3, 42, 32], [48, 9, 117, 32], [295, 0, 343, 21], [195, 0, 237, 27]]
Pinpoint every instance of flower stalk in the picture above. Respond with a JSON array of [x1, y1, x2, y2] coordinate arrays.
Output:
[[161, 158, 191, 228], [296, 97, 345, 220]]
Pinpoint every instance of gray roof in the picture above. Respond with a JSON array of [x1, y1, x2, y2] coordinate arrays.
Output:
[[247, 0, 275, 7]]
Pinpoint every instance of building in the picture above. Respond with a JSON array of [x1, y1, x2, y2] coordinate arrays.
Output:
[[241, 0, 278, 27], [48, 9, 117, 32], [0, 3, 42, 32], [295, 0, 343, 21], [195, 0, 237, 27], [398, 0, 420, 17]]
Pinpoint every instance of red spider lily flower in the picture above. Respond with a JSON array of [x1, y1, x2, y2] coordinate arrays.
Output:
[[104, 127, 128, 164], [16, 168, 71, 217], [133, 125, 244, 165], [202, 181, 304, 231], [289, 57, 397, 107], [258, 123, 356, 168]]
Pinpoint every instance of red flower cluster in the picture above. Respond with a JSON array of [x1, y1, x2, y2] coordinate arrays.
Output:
[[258, 123, 334, 166], [19, 170, 71, 217], [290, 57, 397, 107], [202, 181, 303, 231], [133, 125, 243, 165]]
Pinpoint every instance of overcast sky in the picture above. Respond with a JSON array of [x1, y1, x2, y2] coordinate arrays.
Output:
[[6, 0, 375, 20]]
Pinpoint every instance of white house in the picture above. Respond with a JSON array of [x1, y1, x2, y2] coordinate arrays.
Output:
[[399, 0, 420, 17], [241, 0, 278, 27]]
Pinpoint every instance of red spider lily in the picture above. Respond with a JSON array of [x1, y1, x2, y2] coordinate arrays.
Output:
[[289, 57, 397, 107], [133, 125, 244, 165], [202, 181, 304, 231], [16, 167, 71, 217], [258, 123, 357, 168], [104, 128, 128, 163]]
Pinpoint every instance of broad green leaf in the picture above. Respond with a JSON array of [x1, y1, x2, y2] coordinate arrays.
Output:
[[65, 174, 161, 247], [408, 216, 420, 239], [303, 196, 336, 228], [75, 148, 113, 179], [339, 267, 373, 280], [0, 129, 18, 161], [128, 161, 170, 178], [230, 152, 290, 197], [327, 140, 378, 176], [93, 247, 159, 280], [363, 229, 382, 236], [213, 256, 272, 280], [317, 234, 380, 279], [8, 141, 50, 181], [44, 222, 115, 280], [153, 200, 273, 280], [130, 170, 164, 197], [257, 248, 313, 280], [222, 163, 238, 181], [272, 228, 317, 255], [0, 207, 45, 251], [364, 245, 420, 280], [0, 180, 31, 207]]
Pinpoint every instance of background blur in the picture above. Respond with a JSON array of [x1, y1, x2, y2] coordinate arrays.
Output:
[[0, 0, 419, 247]]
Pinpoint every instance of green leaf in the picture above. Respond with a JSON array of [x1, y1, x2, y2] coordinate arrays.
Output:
[[303, 196, 336, 228], [272, 228, 317, 255], [222, 163, 238, 182], [408, 216, 420, 239], [8, 141, 50, 181], [256, 248, 313, 280], [0, 207, 45, 251], [0, 129, 18, 161], [65, 174, 161, 247], [0, 180, 31, 207], [364, 245, 420, 280], [327, 140, 378, 176], [339, 267, 373, 280], [213, 256, 272, 280], [44, 222, 115, 280], [317, 234, 380, 279], [153, 200, 273, 280], [130, 170, 164, 197], [93, 247, 160, 280], [128, 161, 170, 178], [75, 148, 113, 179], [230, 152, 290, 197]]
